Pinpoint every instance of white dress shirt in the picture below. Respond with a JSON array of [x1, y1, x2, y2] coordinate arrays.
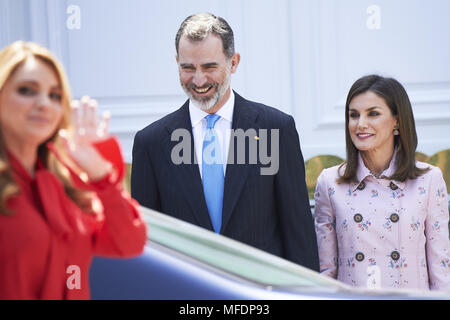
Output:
[[189, 89, 235, 179]]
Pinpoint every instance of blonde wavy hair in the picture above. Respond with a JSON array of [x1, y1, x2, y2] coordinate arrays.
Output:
[[0, 41, 93, 215]]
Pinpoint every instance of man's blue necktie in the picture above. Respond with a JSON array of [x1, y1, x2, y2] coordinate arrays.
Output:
[[202, 114, 224, 233]]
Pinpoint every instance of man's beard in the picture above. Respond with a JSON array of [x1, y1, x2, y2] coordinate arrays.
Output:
[[181, 68, 231, 112]]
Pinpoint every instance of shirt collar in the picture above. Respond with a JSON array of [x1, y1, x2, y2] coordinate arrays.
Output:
[[215, 89, 234, 123], [353, 148, 405, 191], [189, 88, 235, 127]]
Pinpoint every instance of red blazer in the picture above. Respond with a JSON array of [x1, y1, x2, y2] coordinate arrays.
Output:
[[0, 148, 147, 300]]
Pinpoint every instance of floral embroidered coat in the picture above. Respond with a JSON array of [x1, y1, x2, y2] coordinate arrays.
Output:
[[314, 153, 449, 291]]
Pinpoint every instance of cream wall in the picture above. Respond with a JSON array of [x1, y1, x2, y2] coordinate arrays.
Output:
[[1, 0, 449, 162]]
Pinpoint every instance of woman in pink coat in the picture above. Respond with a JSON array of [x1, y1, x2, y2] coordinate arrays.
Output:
[[314, 75, 449, 291]]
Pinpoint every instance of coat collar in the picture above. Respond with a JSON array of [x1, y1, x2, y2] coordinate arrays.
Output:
[[161, 100, 212, 229], [353, 148, 406, 192], [221, 91, 259, 232]]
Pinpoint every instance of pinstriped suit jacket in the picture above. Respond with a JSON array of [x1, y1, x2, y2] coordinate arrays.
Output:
[[131, 91, 319, 271]]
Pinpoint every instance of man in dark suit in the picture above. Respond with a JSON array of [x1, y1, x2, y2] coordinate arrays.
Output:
[[131, 13, 319, 271]]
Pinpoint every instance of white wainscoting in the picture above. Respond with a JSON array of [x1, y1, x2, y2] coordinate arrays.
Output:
[[1, 0, 449, 162]]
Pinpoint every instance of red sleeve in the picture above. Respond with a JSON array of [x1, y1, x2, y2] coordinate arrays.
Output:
[[89, 173, 147, 257], [48, 136, 147, 257]]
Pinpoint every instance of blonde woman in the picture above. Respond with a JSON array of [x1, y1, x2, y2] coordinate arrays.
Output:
[[0, 41, 146, 299]]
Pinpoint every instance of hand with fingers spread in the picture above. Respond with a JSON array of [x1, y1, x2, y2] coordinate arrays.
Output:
[[60, 96, 113, 182]]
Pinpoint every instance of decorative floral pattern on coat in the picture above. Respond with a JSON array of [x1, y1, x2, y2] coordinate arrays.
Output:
[[357, 219, 372, 232], [388, 257, 408, 269], [314, 152, 450, 291]]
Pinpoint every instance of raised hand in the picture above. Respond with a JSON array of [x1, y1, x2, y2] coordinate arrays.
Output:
[[59, 96, 113, 182]]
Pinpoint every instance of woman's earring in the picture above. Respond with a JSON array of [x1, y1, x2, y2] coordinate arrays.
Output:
[[393, 125, 400, 136]]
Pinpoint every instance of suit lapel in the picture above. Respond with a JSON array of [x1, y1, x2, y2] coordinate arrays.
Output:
[[161, 93, 260, 233], [162, 101, 213, 230], [221, 92, 259, 232]]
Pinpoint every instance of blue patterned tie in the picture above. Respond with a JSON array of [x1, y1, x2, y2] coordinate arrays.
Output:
[[202, 114, 224, 233]]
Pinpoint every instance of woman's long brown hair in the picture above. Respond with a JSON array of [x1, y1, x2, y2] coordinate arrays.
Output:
[[338, 74, 429, 184]]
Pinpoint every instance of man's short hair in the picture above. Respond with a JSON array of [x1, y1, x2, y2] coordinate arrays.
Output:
[[175, 13, 235, 59]]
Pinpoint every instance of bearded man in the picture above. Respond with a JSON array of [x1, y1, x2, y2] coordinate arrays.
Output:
[[131, 13, 319, 270]]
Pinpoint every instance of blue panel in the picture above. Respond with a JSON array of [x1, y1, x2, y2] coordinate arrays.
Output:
[[89, 246, 256, 300]]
